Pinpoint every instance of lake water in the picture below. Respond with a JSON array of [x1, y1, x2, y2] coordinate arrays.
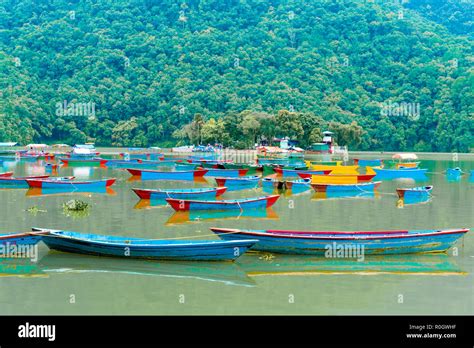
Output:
[[0, 154, 472, 315]]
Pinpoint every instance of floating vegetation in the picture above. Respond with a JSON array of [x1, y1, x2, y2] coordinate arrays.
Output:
[[26, 206, 47, 215], [62, 200, 91, 218]]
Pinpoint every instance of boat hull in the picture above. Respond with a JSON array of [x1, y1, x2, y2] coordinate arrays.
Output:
[[312, 181, 381, 193], [26, 178, 116, 189], [211, 228, 469, 255], [127, 168, 208, 181], [374, 168, 428, 180], [166, 195, 280, 211], [132, 187, 227, 200], [39, 230, 257, 261]]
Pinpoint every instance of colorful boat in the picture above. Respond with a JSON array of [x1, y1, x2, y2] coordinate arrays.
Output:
[[211, 228, 469, 255], [300, 173, 376, 184], [305, 160, 342, 167], [104, 159, 142, 168], [26, 178, 116, 189], [257, 158, 289, 166], [214, 176, 260, 190], [166, 195, 280, 211], [312, 190, 376, 201], [284, 178, 311, 190], [396, 162, 420, 169], [132, 187, 227, 200], [0, 175, 50, 188], [396, 186, 433, 199], [308, 164, 360, 174], [311, 181, 381, 193], [119, 152, 164, 160], [373, 167, 428, 180], [60, 158, 108, 166], [126, 168, 208, 181], [353, 159, 383, 167], [0, 172, 14, 177], [274, 167, 331, 178], [204, 168, 249, 177], [35, 228, 257, 261]]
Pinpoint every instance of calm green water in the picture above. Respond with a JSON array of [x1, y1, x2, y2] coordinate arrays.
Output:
[[0, 155, 472, 315]]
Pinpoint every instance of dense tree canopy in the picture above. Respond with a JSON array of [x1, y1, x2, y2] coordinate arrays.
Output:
[[0, 0, 472, 151]]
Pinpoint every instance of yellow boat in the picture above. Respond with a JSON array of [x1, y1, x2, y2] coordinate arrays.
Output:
[[309, 164, 360, 174]]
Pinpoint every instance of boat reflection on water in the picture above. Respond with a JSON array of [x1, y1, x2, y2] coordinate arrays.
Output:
[[166, 208, 279, 225], [397, 195, 432, 208], [311, 190, 379, 201], [37, 251, 255, 287], [0, 259, 46, 278], [237, 253, 466, 277], [134, 199, 168, 209], [26, 187, 117, 197]]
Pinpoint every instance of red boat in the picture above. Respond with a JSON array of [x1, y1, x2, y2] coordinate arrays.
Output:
[[126, 168, 208, 181], [166, 195, 280, 211], [0, 172, 14, 177]]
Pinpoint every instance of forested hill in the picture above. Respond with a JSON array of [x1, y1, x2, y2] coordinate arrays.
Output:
[[0, 0, 472, 151]]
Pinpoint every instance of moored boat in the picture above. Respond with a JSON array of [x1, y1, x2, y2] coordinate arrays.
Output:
[[214, 176, 260, 189], [126, 168, 208, 181], [60, 158, 108, 166], [311, 181, 381, 193], [0, 172, 14, 177], [396, 185, 433, 199], [274, 167, 331, 178], [446, 167, 463, 176], [132, 187, 227, 200], [353, 158, 383, 167], [211, 228, 469, 255], [26, 178, 116, 189], [0, 175, 50, 188], [35, 228, 257, 261], [0, 230, 49, 246], [166, 195, 280, 211], [262, 176, 285, 190], [284, 178, 311, 190], [204, 168, 249, 177], [299, 172, 376, 184]]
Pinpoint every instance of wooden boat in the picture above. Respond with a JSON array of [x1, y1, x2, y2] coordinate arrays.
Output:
[[396, 185, 433, 199], [373, 167, 428, 180], [26, 178, 116, 189], [312, 181, 381, 193], [36, 228, 257, 261], [0, 230, 48, 246], [60, 158, 108, 166], [211, 228, 469, 255], [392, 153, 420, 169], [274, 167, 331, 178], [126, 168, 208, 181], [0, 175, 50, 188], [0, 172, 14, 177], [299, 172, 376, 184], [204, 168, 249, 177], [284, 178, 311, 190], [353, 158, 383, 167], [214, 176, 260, 189], [132, 187, 227, 200], [166, 195, 280, 211]]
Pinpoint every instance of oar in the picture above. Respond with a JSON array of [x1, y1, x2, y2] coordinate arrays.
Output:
[[0, 230, 52, 240]]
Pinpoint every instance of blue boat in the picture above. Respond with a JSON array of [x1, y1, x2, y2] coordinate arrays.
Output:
[[397, 186, 433, 199], [257, 158, 289, 166], [0, 175, 50, 189], [126, 168, 208, 181], [0, 231, 47, 246], [262, 176, 284, 191], [132, 187, 227, 200], [166, 195, 280, 211], [26, 178, 115, 190], [284, 178, 311, 191], [214, 176, 260, 191], [104, 159, 142, 168], [204, 168, 248, 177], [312, 190, 375, 200], [353, 158, 383, 167], [211, 228, 469, 255], [312, 181, 381, 193], [373, 168, 428, 180], [36, 229, 257, 261], [446, 167, 464, 176], [274, 167, 331, 178]]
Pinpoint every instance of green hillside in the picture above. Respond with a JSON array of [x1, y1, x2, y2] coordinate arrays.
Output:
[[0, 0, 472, 151]]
